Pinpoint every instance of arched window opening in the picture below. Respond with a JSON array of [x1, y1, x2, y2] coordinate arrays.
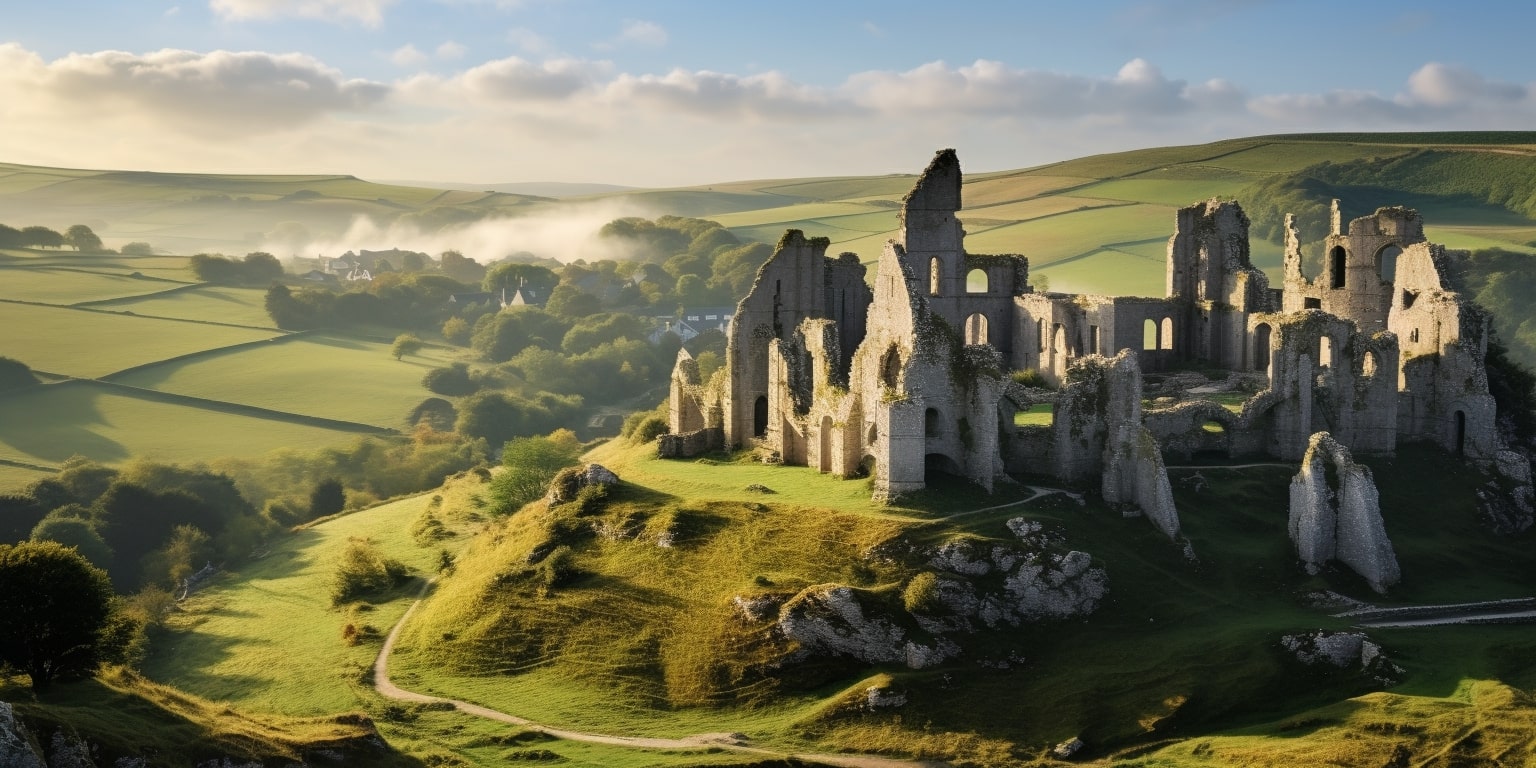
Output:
[[867, 422, 878, 445], [1201, 420, 1226, 434], [966, 268, 989, 294], [1052, 324, 1067, 355], [1362, 350, 1380, 378], [929, 257, 942, 296], [1330, 246, 1347, 289], [879, 345, 901, 389], [819, 415, 834, 473], [924, 408, 940, 438], [964, 313, 989, 345], [1377, 244, 1402, 283], [1143, 318, 1158, 351], [1318, 336, 1333, 369], [753, 396, 769, 437], [1160, 317, 1174, 351], [1254, 322, 1272, 373]]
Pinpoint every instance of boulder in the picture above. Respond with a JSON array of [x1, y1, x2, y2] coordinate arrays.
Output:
[[546, 463, 621, 505], [0, 703, 45, 768]]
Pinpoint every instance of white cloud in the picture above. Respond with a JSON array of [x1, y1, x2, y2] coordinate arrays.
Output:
[[405, 56, 607, 103], [0, 44, 388, 135], [436, 41, 467, 60], [1405, 62, 1527, 108], [603, 69, 835, 118], [618, 20, 667, 47], [391, 44, 427, 67], [1251, 63, 1535, 127], [209, 0, 395, 26]]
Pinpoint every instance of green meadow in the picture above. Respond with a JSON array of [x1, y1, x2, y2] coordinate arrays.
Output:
[[111, 334, 464, 430], [83, 285, 278, 328], [0, 302, 283, 378], [0, 380, 370, 467]]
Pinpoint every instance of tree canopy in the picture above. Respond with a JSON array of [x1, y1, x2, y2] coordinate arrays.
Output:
[[0, 540, 116, 689]]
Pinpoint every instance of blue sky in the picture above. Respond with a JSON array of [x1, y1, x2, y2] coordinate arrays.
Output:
[[2, 1, 1532, 185]]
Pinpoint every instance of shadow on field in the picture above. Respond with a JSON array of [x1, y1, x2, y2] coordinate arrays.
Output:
[[0, 381, 127, 462]]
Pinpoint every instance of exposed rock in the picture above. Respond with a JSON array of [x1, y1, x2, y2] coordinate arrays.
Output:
[[546, 464, 620, 505], [923, 530, 1107, 629], [1480, 450, 1535, 535], [743, 484, 776, 494], [1288, 432, 1400, 593], [928, 538, 993, 576], [865, 685, 907, 709], [777, 585, 957, 669], [1281, 630, 1402, 684], [47, 729, 95, 768], [1052, 737, 1085, 759], [0, 703, 46, 768], [731, 593, 784, 623]]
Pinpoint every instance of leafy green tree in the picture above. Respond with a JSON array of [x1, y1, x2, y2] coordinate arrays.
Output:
[[422, 362, 477, 396], [242, 251, 284, 283], [141, 524, 211, 589], [441, 316, 471, 346], [308, 478, 346, 519], [483, 262, 558, 296], [0, 540, 116, 690], [330, 537, 410, 606], [20, 225, 64, 249], [543, 284, 600, 320], [391, 333, 424, 361], [487, 431, 582, 513], [119, 242, 155, 256], [439, 250, 486, 283], [65, 224, 104, 252], [30, 516, 113, 571]]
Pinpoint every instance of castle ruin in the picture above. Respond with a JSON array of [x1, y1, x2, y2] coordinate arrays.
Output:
[[665, 149, 1526, 591]]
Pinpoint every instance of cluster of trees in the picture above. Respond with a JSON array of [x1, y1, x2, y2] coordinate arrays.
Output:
[[189, 252, 284, 285], [0, 222, 104, 251]]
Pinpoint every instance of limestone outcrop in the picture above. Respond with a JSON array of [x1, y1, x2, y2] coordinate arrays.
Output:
[[777, 584, 959, 669], [545, 463, 620, 505], [0, 703, 46, 768], [1280, 630, 1402, 684], [1288, 433, 1401, 593]]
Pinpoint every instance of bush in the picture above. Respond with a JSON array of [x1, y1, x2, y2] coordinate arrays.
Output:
[[1010, 368, 1049, 389], [538, 545, 577, 588], [903, 572, 941, 614], [331, 537, 411, 606], [422, 363, 478, 396], [632, 415, 669, 444]]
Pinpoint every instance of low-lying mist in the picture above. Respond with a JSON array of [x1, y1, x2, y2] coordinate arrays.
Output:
[[267, 199, 658, 267]]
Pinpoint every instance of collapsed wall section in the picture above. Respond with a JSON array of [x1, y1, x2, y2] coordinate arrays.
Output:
[[1288, 432, 1401, 593]]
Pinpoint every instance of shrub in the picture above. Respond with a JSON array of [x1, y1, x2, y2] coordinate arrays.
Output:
[[1010, 368, 1049, 389], [632, 415, 669, 444], [330, 537, 411, 606], [903, 572, 941, 614], [538, 545, 577, 588]]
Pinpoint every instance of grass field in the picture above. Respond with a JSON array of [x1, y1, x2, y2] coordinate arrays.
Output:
[[0, 301, 284, 378], [84, 285, 278, 327], [0, 380, 370, 468], [110, 333, 464, 429], [0, 267, 187, 304]]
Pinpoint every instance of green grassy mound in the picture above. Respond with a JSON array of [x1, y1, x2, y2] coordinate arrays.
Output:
[[2, 667, 417, 768], [387, 442, 1536, 765]]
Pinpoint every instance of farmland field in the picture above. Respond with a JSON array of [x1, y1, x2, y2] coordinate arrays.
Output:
[[0, 301, 285, 378], [0, 380, 369, 467], [110, 333, 463, 429], [0, 267, 186, 304], [82, 285, 279, 328]]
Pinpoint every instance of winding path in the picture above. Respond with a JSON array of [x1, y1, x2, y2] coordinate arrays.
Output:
[[372, 586, 944, 768]]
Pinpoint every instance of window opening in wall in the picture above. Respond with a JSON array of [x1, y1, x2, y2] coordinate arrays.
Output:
[[925, 408, 940, 438], [1318, 336, 1333, 368], [1330, 246, 1347, 289], [1143, 318, 1157, 350], [1410, 328, 1420, 343], [966, 268, 988, 294], [753, 396, 768, 437], [867, 423, 878, 444], [1089, 325, 1100, 354], [1037, 322, 1045, 352], [1362, 350, 1379, 378], [819, 415, 833, 473], [929, 257, 942, 296], [1254, 322, 1272, 373], [879, 345, 901, 388], [964, 313, 988, 345], [1053, 324, 1066, 355], [1160, 317, 1174, 350], [1402, 289, 1418, 309], [1378, 244, 1402, 283], [1455, 410, 1467, 455]]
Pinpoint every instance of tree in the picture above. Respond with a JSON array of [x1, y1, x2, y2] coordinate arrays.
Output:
[[0, 541, 116, 690], [441, 316, 471, 346], [65, 225, 104, 252], [308, 478, 346, 519], [30, 516, 113, 571], [242, 251, 284, 283], [119, 242, 155, 256], [20, 226, 64, 249], [391, 333, 424, 361]]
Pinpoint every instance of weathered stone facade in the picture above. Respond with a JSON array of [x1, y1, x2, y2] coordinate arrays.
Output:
[[665, 149, 1511, 560]]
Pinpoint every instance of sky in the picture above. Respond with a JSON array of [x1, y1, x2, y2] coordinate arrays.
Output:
[[2, 0, 1534, 187]]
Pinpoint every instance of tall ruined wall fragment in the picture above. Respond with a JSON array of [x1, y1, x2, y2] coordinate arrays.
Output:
[[1165, 199, 1276, 369], [1283, 202, 1426, 334], [1288, 432, 1401, 593]]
